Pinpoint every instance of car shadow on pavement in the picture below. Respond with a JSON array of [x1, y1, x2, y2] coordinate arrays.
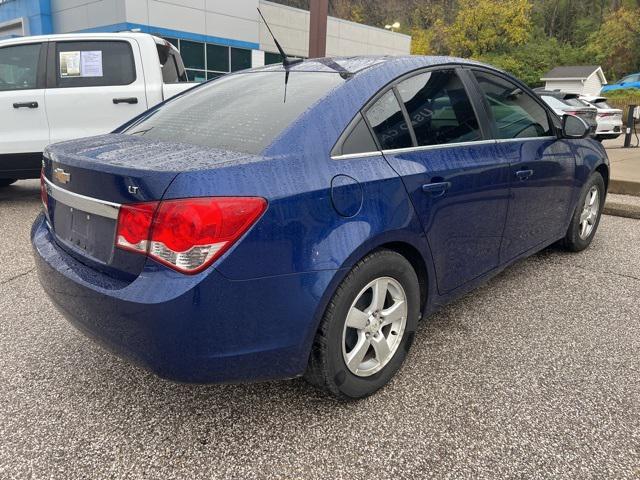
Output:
[[0, 179, 41, 203]]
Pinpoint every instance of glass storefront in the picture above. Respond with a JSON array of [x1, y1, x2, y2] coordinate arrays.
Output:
[[163, 37, 253, 82]]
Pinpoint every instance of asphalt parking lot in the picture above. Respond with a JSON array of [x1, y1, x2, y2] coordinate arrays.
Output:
[[1, 180, 639, 479]]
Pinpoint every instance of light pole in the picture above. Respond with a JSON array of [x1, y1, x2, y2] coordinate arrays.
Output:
[[309, 0, 329, 58]]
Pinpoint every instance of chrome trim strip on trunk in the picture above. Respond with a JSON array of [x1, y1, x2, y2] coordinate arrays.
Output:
[[44, 177, 121, 220]]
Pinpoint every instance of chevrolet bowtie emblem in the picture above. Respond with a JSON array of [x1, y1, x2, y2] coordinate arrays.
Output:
[[53, 168, 71, 184]]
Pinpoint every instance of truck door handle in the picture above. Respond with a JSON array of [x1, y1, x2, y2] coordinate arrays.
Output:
[[13, 101, 38, 109], [516, 169, 534, 181], [113, 97, 138, 105], [422, 181, 451, 197]]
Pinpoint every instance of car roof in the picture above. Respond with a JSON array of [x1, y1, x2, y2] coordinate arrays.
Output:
[[0, 32, 163, 47], [252, 55, 486, 76]]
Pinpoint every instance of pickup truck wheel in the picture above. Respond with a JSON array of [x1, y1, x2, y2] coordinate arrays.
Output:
[[562, 172, 605, 252], [305, 250, 419, 400], [0, 179, 17, 188]]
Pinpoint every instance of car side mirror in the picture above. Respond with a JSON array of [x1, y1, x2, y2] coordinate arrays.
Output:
[[562, 114, 590, 139]]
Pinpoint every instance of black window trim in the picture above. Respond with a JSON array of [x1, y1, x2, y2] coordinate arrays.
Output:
[[464, 66, 561, 139], [46, 39, 138, 89], [332, 63, 496, 160], [0, 41, 48, 91]]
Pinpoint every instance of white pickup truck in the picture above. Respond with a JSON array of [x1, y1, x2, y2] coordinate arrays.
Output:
[[0, 32, 195, 185]]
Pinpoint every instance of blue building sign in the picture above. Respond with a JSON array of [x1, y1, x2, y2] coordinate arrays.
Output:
[[0, 0, 52, 37]]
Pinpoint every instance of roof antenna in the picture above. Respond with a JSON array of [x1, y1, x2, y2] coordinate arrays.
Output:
[[257, 8, 303, 68]]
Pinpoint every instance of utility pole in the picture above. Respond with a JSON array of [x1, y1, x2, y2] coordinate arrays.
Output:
[[309, 0, 328, 58]]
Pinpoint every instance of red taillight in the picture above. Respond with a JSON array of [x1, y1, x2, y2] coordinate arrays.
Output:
[[598, 113, 613, 118], [40, 170, 48, 212], [115, 202, 158, 253], [116, 197, 267, 274]]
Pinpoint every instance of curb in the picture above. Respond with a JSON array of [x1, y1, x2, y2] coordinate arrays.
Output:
[[603, 201, 640, 220], [609, 179, 640, 197]]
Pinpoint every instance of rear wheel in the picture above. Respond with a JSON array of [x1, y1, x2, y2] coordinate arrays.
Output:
[[0, 179, 17, 188], [305, 249, 420, 400], [562, 172, 605, 252]]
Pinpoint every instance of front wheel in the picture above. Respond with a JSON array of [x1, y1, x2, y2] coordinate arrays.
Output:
[[305, 250, 420, 400], [562, 172, 605, 252]]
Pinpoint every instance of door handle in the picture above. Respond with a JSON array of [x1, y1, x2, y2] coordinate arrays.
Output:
[[515, 169, 534, 181], [13, 101, 38, 109], [113, 97, 138, 105], [422, 181, 451, 197]]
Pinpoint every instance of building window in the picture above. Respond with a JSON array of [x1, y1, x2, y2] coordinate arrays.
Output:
[[230, 47, 251, 72], [161, 37, 252, 81], [264, 51, 305, 66], [265, 52, 283, 65], [180, 40, 205, 70], [207, 43, 229, 72]]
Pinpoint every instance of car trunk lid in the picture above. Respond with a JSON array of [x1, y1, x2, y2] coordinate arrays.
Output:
[[42, 134, 254, 279]]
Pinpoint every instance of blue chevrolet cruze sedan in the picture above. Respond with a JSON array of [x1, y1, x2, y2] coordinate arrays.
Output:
[[33, 56, 609, 399]]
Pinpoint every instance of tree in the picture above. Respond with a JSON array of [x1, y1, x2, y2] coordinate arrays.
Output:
[[587, 6, 640, 79], [446, 0, 532, 57]]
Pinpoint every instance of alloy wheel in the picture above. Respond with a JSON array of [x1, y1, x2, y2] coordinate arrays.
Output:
[[579, 186, 600, 240], [341, 276, 408, 377]]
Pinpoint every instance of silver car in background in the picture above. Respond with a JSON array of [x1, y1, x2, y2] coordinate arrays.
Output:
[[580, 96, 623, 141], [535, 89, 598, 136]]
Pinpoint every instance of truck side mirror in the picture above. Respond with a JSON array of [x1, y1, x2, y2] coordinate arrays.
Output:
[[562, 115, 589, 139]]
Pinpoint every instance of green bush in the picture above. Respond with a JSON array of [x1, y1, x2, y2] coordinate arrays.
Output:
[[603, 89, 640, 125]]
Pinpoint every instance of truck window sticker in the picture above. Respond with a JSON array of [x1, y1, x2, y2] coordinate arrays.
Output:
[[59, 50, 103, 78]]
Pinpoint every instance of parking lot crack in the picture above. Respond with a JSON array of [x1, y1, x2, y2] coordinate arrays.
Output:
[[0, 267, 35, 286], [574, 264, 640, 283]]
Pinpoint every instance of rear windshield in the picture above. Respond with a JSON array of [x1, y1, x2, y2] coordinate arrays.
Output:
[[124, 71, 345, 154], [563, 97, 590, 108], [541, 96, 569, 109], [592, 99, 612, 109]]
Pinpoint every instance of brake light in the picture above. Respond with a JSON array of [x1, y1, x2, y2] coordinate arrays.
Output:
[[40, 170, 48, 212], [565, 111, 578, 115], [598, 113, 613, 118], [116, 197, 267, 274]]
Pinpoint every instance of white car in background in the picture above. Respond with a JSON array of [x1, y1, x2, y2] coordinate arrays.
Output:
[[579, 96, 623, 141], [0, 32, 194, 186]]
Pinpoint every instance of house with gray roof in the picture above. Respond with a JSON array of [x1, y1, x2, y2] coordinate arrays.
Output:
[[540, 66, 607, 96]]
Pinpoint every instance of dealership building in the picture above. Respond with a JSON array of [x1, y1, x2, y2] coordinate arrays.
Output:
[[0, 0, 411, 80]]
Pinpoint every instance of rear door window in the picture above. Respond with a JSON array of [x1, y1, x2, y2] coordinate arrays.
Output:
[[125, 71, 344, 154], [54, 41, 136, 88], [396, 70, 481, 146], [365, 90, 413, 150]]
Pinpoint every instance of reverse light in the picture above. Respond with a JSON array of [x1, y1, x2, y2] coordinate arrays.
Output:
[[116, 197, 267, 274]]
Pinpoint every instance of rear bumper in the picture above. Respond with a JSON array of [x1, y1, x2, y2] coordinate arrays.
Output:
[[595, 119, 623, 135], [32, 214, 335, 383]]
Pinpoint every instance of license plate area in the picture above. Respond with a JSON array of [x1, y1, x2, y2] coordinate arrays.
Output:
[[52, 201, 117, 264]]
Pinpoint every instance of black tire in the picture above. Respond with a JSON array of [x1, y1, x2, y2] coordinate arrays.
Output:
[[305, 249, 420, 400], [562, 172, 605, 252], [0, 179, 17, 188]]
